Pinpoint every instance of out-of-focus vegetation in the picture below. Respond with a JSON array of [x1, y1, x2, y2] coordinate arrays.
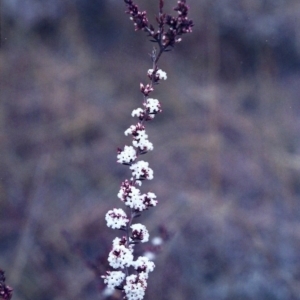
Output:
[[1, 0, 300, 299]]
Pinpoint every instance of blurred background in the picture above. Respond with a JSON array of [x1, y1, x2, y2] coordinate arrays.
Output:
[[1, 0, 300, 299]]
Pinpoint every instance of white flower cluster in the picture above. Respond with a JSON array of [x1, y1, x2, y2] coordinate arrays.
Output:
[[131, 223, 149, 243], [117, 145, 137, 165], [102, 236, 155, 297], [124, 123, 154, 153], [145, 98, 162, 114], [124, 123, 145, 136], [130, 160, 154, 181], [105, 208, 129, 229], [132, 256, 155, 276], [147, 68, 167, 80], [118, 180, 157, 212], [102, 271, 125, 289], [112, 236, 127, 247], [108, 245, 134, 268], [118, 184, 142, 209], [118, 181, 158, 211], [104, 56, 165, 300], [124, 274, 147, 300], [132, 108, 144, 119], [131, 99, 162, 121]]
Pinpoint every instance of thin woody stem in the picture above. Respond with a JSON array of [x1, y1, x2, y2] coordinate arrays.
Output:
[[123, 43, 164, 282], [154, 47, 164, 64]]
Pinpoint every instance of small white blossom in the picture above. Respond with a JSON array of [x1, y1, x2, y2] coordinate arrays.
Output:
[[124, 124, 153, 152], [131, 223, 149, 243], [124, 123, 145, 136], [117, 145, 137, 164], [147, 68, 167, 80], [102, 271, 126, 289], [130, 161, 154, 180], [132, 256, 155, 277], [118, 191, 157, 212], [123, 274, 147, 300], [113, 236, 135, 252], [118, 184, 145, 211], [118, 188, 157, 211], [142, 192, 158, 208], [132, 108, 144, 118], [112, 237, 126, 247], [105, 208, 129, 229], [145, 98, 162, 114], [108, 245, 133, 269], [156, 69, 167, 80], [135, 180, 142, 186], [125, 125, 136, 136], [132, 138, 153, 152], [124, 186, 144, 211], [147, 69, 154, 76], [134, 129, 149, 141]]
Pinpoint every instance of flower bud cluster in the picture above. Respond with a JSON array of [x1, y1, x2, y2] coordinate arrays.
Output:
[[124, 0, 149, 31], [124, 0, 193, 51]]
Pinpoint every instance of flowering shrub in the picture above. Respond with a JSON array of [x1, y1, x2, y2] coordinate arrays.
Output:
[[0, 269, 13, 300], [102, 1, 193, 299]]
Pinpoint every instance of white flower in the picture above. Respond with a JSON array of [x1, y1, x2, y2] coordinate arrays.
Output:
[[119, 185, 153, 211], [132, 256, 155, 277], [130, 161, 154, 180], [156, 69, 167, 80], [147, 68, 167, 80], [118, 184, 145, 211], [123, 274, 147, 300], [145, 98, 162, 114], [118, 191, 157, 212], [112, 237, 126, 247], [105, 208, 129, 229], [142, 192, 158, 208], [102, 271, 126, 289], [125, 125, 136, 136], [113, 236, 135, 252], [135, 180, 142, 186], [132, 138, 153, 152], [124, 123, 145, 136], [108, 245, 133, 269], [147, 69, 154, 76], [117, 145, 137, 164], [131, 223, 149, 243], [133, 129, 149, 144], [132, 108, 144, 118], [124, 124, 153, 152]]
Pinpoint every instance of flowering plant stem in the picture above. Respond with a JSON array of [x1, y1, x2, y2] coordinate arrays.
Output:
[[0, 269, 13, 300], [102, 1, 193, 299]]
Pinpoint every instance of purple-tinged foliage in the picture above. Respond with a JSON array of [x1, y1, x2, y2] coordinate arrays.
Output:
[[124, 0, 193, 52]]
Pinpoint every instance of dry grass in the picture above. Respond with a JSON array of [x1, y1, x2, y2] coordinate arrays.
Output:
[[1, 0, 300, 299]]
